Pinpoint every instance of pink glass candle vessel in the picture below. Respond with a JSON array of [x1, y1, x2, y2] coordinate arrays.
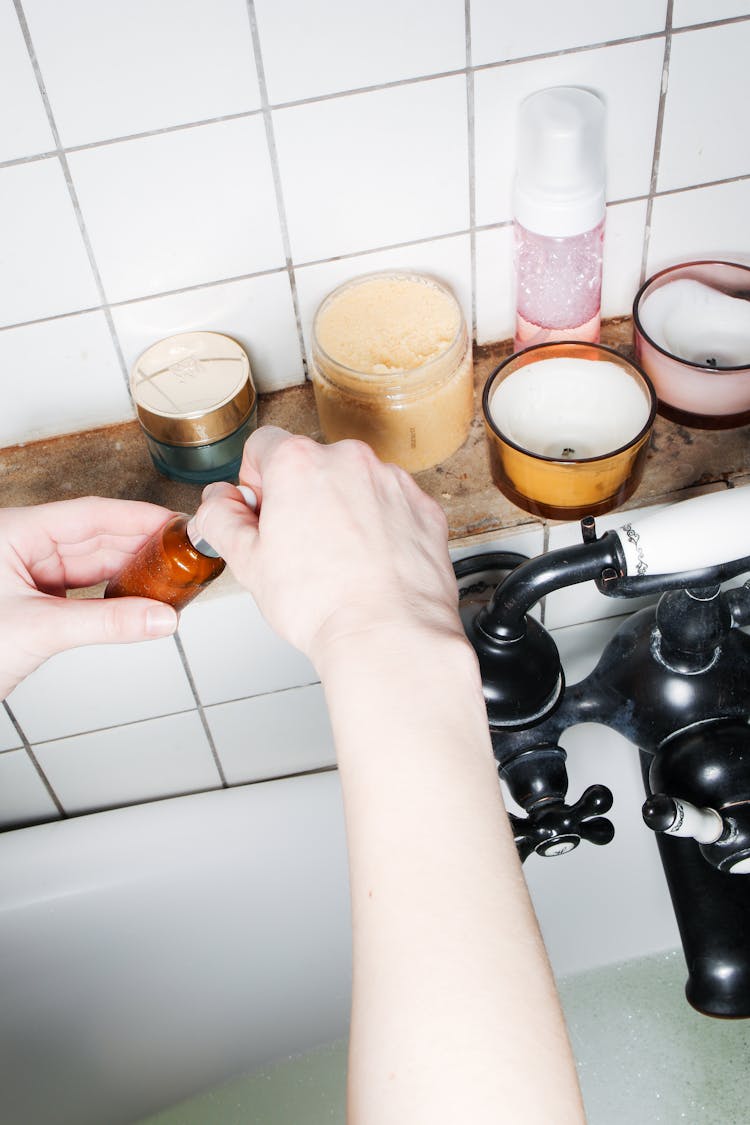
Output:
[[633, 261, 750, 429]]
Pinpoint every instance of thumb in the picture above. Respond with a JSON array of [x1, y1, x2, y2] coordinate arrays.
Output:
[[41, 595, 178, 655]]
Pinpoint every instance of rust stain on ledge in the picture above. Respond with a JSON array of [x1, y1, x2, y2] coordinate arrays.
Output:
[[1, 319, 748, 538]]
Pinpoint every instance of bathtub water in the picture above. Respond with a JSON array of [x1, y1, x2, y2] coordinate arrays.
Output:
[[2, 765, 750, 1125], [144, 951, 750, 1125]]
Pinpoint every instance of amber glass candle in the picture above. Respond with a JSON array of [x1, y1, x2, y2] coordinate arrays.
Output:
[[105, 515, 226, 611], [482, 342, 656, 520]]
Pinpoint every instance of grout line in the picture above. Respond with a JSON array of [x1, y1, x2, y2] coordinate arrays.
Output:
[[172, 633, 228, 788], [2, 701, 67, 817], [640, 0, 674, 287], [1, 166, 749, 340], [11, 0, 132, 395], [245, 0, 309, 378], [0, 13, 745, 178], [465, 0, 478, 344]]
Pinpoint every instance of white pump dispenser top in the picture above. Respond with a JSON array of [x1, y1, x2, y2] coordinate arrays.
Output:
[[513, 86, 606, 238]]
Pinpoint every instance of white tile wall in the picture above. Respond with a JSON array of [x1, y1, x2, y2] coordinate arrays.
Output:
[[206, 683, 335, 784], [0, 1, 747, 428], [470, 0, 667, 66], [0, 311, 132, 446], [68, 118, 285, 304], [658, 22, 750, 193], [646, 179, 750, 274], [176, 586, 317, 706], [274, 77, 470, 263], [255, 0, 466, 103], [33, 710, 222, 815], [0, 0, 53, 162], [0, 749, 59, 829], [6, 635, 195, 743], [22, 0, 261, 147], [0, 707, 22, 752], [0, 158, 100, 327]]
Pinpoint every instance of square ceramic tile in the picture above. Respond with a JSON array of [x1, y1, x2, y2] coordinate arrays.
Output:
[[111, 272, 305, 394], [293, 234, 472, 368], [474, 39, 665, 228], [0, 158, 100, 327], [673, 1, 750, 26], [0, 749, 60, 829], [23, 0, 260, 147], [475, 224, 514, 346], [273, 77, 470, 263], [33, 710, 221, 815], [7, 637, 195, 744], [0, 311, 132, 446], [68, 118, 285, 304], [658, 23, 750, 193], [207, 683, 335, 784], [470, 0, 667, 67], [255, 0, 466, 104], [544, 502, 670, 630], [601, 199, 648, 319], [0, 706, 22, 752], [0, 0, 54, 162], [646, 181, 750, 276], [177, 588, 317, 706]]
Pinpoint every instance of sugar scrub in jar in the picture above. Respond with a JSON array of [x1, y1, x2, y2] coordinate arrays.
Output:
[[310, 272, 473, 473]]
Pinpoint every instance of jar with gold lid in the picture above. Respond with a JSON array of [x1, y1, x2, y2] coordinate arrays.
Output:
[[311, 272, 473, 473], [130, 331, 257, 484]]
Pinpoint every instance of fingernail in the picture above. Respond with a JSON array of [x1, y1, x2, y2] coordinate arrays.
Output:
[[146, 605, 178, 636], [238, 484, 258, 509]]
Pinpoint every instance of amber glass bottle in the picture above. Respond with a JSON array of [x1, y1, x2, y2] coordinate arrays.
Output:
[[104, 514, 225, 611]]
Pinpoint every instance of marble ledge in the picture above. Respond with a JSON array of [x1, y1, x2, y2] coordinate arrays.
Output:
[[1, 318, 749, 546]]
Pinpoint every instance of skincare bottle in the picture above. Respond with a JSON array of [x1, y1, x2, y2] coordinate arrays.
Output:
[[513, 87, 606, 352], [104, 514, 226, 611], [105, 487, 257, 611]]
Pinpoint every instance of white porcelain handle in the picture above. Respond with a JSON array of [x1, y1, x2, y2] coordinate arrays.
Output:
[[615, 488, 750, 577]]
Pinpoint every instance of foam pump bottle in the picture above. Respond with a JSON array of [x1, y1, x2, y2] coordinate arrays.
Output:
[[513, 86, 606, 352]]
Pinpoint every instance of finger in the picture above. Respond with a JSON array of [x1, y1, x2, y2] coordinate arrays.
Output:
[[36, 595, 177, 656], [193, 484, 259, 581], [238, 425, 303, 492], [23, 496, 175, 548]]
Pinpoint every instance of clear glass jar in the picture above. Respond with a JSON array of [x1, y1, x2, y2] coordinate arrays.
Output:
[[311, 272, 473, 474]]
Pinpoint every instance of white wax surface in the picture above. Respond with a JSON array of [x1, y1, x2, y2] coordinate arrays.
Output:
[[489, 357, 650, 459], [638, 279, 750, 368]]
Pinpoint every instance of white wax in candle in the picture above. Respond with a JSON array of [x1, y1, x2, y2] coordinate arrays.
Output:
[[489, 357, 650, 459], [638, 279, 750, 367]]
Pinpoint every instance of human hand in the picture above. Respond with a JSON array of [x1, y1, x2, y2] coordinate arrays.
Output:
[[0, 497, 178, 699], [192, 427, 464, 669]]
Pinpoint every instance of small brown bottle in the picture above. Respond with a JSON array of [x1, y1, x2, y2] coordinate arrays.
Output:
[[105, 514, 225, 611]]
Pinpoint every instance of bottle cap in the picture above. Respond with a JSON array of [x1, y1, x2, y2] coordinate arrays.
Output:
[[130, 331, 256, 448], [513, 86, 606, 238]]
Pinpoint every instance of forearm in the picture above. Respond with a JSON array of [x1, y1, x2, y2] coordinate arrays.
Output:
[[319, 628, 585, 1125]]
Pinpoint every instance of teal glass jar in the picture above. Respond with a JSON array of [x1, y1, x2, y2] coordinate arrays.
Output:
[[131, 331, 257, 484]]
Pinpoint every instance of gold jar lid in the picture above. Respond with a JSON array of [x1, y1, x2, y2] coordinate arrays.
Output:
[[130, 331, 256, 447]]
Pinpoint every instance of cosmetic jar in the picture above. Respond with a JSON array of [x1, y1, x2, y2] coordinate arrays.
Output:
[[130, 331, 257, 483], [311, 272, 473, 473], [633, 261, 750, 429], [482, 341, 656, 520]]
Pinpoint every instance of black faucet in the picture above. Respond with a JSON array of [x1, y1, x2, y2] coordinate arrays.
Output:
[[456, 487, 750, 1019]]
